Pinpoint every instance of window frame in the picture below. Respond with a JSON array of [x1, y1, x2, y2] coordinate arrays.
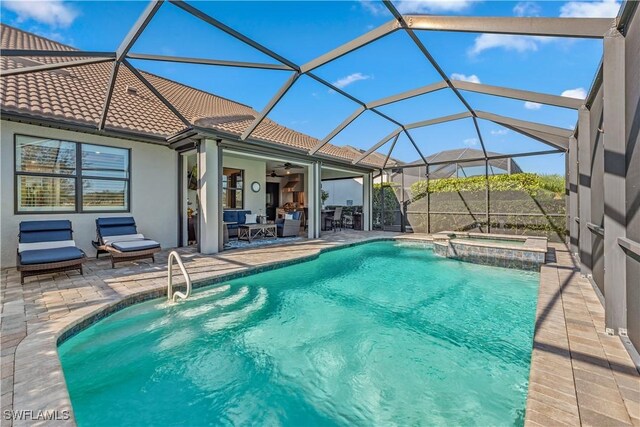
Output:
[[14, 134, 132, 215], [222, 167, 244, 210]]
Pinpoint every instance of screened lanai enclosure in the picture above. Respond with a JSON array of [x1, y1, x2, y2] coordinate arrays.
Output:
[[2, 0, 639, 356]]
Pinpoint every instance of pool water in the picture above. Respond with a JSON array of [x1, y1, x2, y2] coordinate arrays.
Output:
[[59, 241, 539, 426]]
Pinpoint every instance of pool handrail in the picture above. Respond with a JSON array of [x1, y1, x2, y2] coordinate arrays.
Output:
[[167, 251, 192, 302]]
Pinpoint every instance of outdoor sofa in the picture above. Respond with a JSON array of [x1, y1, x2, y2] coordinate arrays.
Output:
[[94, 217, 161, 268], [17, 220, 86, 285]]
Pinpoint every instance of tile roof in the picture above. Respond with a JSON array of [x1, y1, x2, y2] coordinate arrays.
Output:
[[0, 24, 385, 168]]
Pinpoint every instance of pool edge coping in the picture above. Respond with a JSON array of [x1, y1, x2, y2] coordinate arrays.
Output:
[[13, 235, 421, 426]]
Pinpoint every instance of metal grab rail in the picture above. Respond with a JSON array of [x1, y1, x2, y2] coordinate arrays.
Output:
[[167, 251, 192, 302]]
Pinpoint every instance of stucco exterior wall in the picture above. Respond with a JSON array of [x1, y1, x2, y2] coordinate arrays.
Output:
[[0, 121, 178, 268], [222, 154, 266, 216]]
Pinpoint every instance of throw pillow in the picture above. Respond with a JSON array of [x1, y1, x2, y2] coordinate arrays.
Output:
[[245, 213, 257, 224]]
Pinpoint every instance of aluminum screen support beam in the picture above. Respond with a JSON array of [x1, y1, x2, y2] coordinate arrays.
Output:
[[169, 0, 299, 71], [602, 27, 627, 335], [309, 106, 365, 154], [383, 133, 401, 169], [122, 60, 192, 127], [300, 21, 399, 73], [99, 0, 164, 131], [241, 72, 300, 140], [499, 124, 571, 151], [116, 1, 164, 61], [452, 80, 584, 110], [568, 135, 579, 255], [577, 105, 593, 276], [403, 129, 428, 165], [353, 128, 402, 164], [383, 1, 489, 159], [404, 15, 612, 38], [0, 50, 116, 58], [405, 112, 472, 130], [0, 57, 114, 77], [475, 111, 571, 150], [98, 63, 120, 130], [126, 53, 293, 70], [365, 81, 448, 109]]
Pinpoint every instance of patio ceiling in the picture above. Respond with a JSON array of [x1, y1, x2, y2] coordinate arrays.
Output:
[[1, 0, 615, 168]]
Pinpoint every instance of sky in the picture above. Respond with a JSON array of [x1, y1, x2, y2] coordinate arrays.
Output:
[[1, 0, 621, 174]]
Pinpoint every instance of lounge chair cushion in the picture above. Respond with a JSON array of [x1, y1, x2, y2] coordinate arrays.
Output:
[[102, 234, 146, 246], [19, 220, 73, 243], [110, 240, 160, 252], [96, 217, 138, 238], [19, 246, 85, 265], [18, 240, 76, 253]]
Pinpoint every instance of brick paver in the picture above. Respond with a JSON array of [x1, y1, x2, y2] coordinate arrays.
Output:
[[525, 243, 640, 427]]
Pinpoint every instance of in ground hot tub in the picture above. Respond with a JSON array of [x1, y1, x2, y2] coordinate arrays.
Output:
[[432, 232, 547, 270]]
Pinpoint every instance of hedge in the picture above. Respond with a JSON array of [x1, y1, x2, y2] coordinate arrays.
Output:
[[409, 173, 565, 200]]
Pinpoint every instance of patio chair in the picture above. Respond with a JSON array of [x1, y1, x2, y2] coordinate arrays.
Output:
[[17, 220, 86, 285], [324, 206, 343, 231], [276, 211, 302, 237], [94, 217, 161, 268]]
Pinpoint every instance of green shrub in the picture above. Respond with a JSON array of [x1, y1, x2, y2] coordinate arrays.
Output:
[[409, 173, 565, 201]]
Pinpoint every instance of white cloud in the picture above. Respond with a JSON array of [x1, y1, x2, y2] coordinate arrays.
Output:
[[561, 87, 587, 99], [450, 73, 481, 84], [3, 0, 78, 27], [469, 33, 554, 55], [491, 129, 509, 136], [560, 0, 620, 18], [360, 0, 478, 14], [513, 1, 541, 17], [463, 138, 478, 147], [332, 72, 371, 89], [524, 101, 542, 110], [395, 0, 477, 14]]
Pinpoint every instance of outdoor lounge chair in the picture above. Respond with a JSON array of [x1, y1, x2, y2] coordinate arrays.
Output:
[[94, 217, 161, 268], [276, 211, 302, 237], [17, 220, 86, 285]]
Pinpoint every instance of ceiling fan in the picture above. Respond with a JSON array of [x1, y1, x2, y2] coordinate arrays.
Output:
[[268, 170, 285, 178], [267, 162, 298, 177]]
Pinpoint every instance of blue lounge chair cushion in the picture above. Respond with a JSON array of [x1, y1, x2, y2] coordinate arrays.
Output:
[[19, 220, 73, 243], [111, 240, 160, 252], [19, 246, 84, 265], [96, 217, 138, 238]]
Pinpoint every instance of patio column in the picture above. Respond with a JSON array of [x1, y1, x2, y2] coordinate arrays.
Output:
[[578, 105, 593, 276], [307, 161, 321, 239], [363, 172, 373, 231], [568, 135, 579, 256], [603, 27, 627, 335], [198, 138, 223, 254]]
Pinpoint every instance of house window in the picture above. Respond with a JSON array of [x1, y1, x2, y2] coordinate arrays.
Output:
[[222, 167, 243, 209], [15, 135, 130, 213]]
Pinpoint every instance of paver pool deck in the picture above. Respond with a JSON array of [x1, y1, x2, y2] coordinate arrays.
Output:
[[1, 231, 638, 426]]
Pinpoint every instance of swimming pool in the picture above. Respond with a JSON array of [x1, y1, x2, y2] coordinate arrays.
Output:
[[59, 241, 539, 426]]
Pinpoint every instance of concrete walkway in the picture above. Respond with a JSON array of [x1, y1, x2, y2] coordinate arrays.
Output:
[[1, 232, 638, 426]]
